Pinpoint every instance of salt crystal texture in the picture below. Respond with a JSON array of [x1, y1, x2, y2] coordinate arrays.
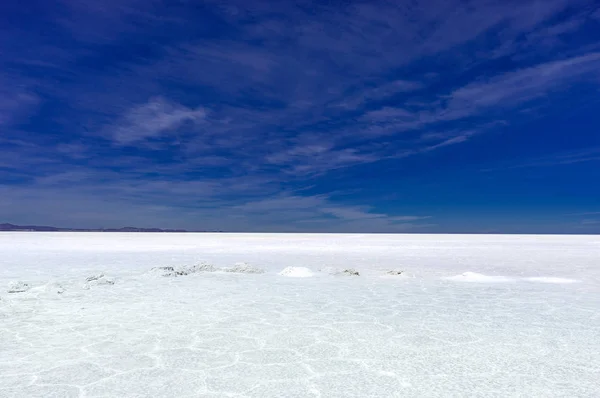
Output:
[[0, 232, 598, 398], [223, 262, 265, 274], [278, 266, 314, 277]]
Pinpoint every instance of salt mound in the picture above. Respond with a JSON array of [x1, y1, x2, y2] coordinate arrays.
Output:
[[523, 277, 578, 284], [146, 263, 217, 278], [223, 262, 265, 274], [445, 272, 513, 283], [342, 269, 360, 276], [7, 281, 30, 293], [146, 266, 178, 277], [381, 270, 413, 279], [384, 270, 407, 277], [321, 267, 360, 276], [177, 263, 217, 275], [278, 267, 314, 278], [83, 273, 116, 289]]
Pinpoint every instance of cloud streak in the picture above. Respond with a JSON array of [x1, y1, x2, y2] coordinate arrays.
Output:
[[110, 97, 206, 145], [482, 147, 600, 172]]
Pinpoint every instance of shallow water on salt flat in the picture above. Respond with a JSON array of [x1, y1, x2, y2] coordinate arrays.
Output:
[[1, 233, 599, 397]]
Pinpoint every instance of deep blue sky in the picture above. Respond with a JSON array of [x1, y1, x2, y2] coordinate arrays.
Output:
[[1, 0, 599, 233]]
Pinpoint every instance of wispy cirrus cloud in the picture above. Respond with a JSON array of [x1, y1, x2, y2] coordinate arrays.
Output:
[[360, 53, 600, 136], [232, 194, 432, 232], [482, 147, 600, 172], [448, 52, 600, 110], [109, 97, 206, 145], [95, 49, 600, 177]]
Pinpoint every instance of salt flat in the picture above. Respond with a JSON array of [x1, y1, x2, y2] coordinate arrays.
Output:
[[1, 233, 599, 397]]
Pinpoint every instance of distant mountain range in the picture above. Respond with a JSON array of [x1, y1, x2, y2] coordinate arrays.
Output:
[[0, 223, 188, 233]]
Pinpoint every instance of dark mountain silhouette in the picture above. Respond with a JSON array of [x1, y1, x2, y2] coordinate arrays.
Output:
[[0, 223, 188, 232]]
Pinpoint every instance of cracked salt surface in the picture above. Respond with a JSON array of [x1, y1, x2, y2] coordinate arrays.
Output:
[[1, 233, 600, 397]]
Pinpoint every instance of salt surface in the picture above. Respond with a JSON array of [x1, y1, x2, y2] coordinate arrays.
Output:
[[278, 266, 314, 277], [28, 281, 66, 296], [444, 271, 515, 283], [223, 262, 265, 274], [320, 266, 360, 276], [0, 233, 599, 397], [523, 276, 578, 284]]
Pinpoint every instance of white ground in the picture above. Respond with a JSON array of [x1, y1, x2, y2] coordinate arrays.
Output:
[[1, 233, 599, 397]]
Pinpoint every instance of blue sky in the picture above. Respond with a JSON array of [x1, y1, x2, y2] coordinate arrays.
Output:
[[1, 0, 600, 233]]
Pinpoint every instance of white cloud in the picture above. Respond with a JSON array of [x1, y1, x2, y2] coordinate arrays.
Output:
[[111, 97, 206, 145], [265, 145, 380, 176], [232, 194, 430, 231], [357, 53, 600, 140], [448, 52, 600, 110], [482, 146, 600, 171], [322, 207, 429, 222]]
